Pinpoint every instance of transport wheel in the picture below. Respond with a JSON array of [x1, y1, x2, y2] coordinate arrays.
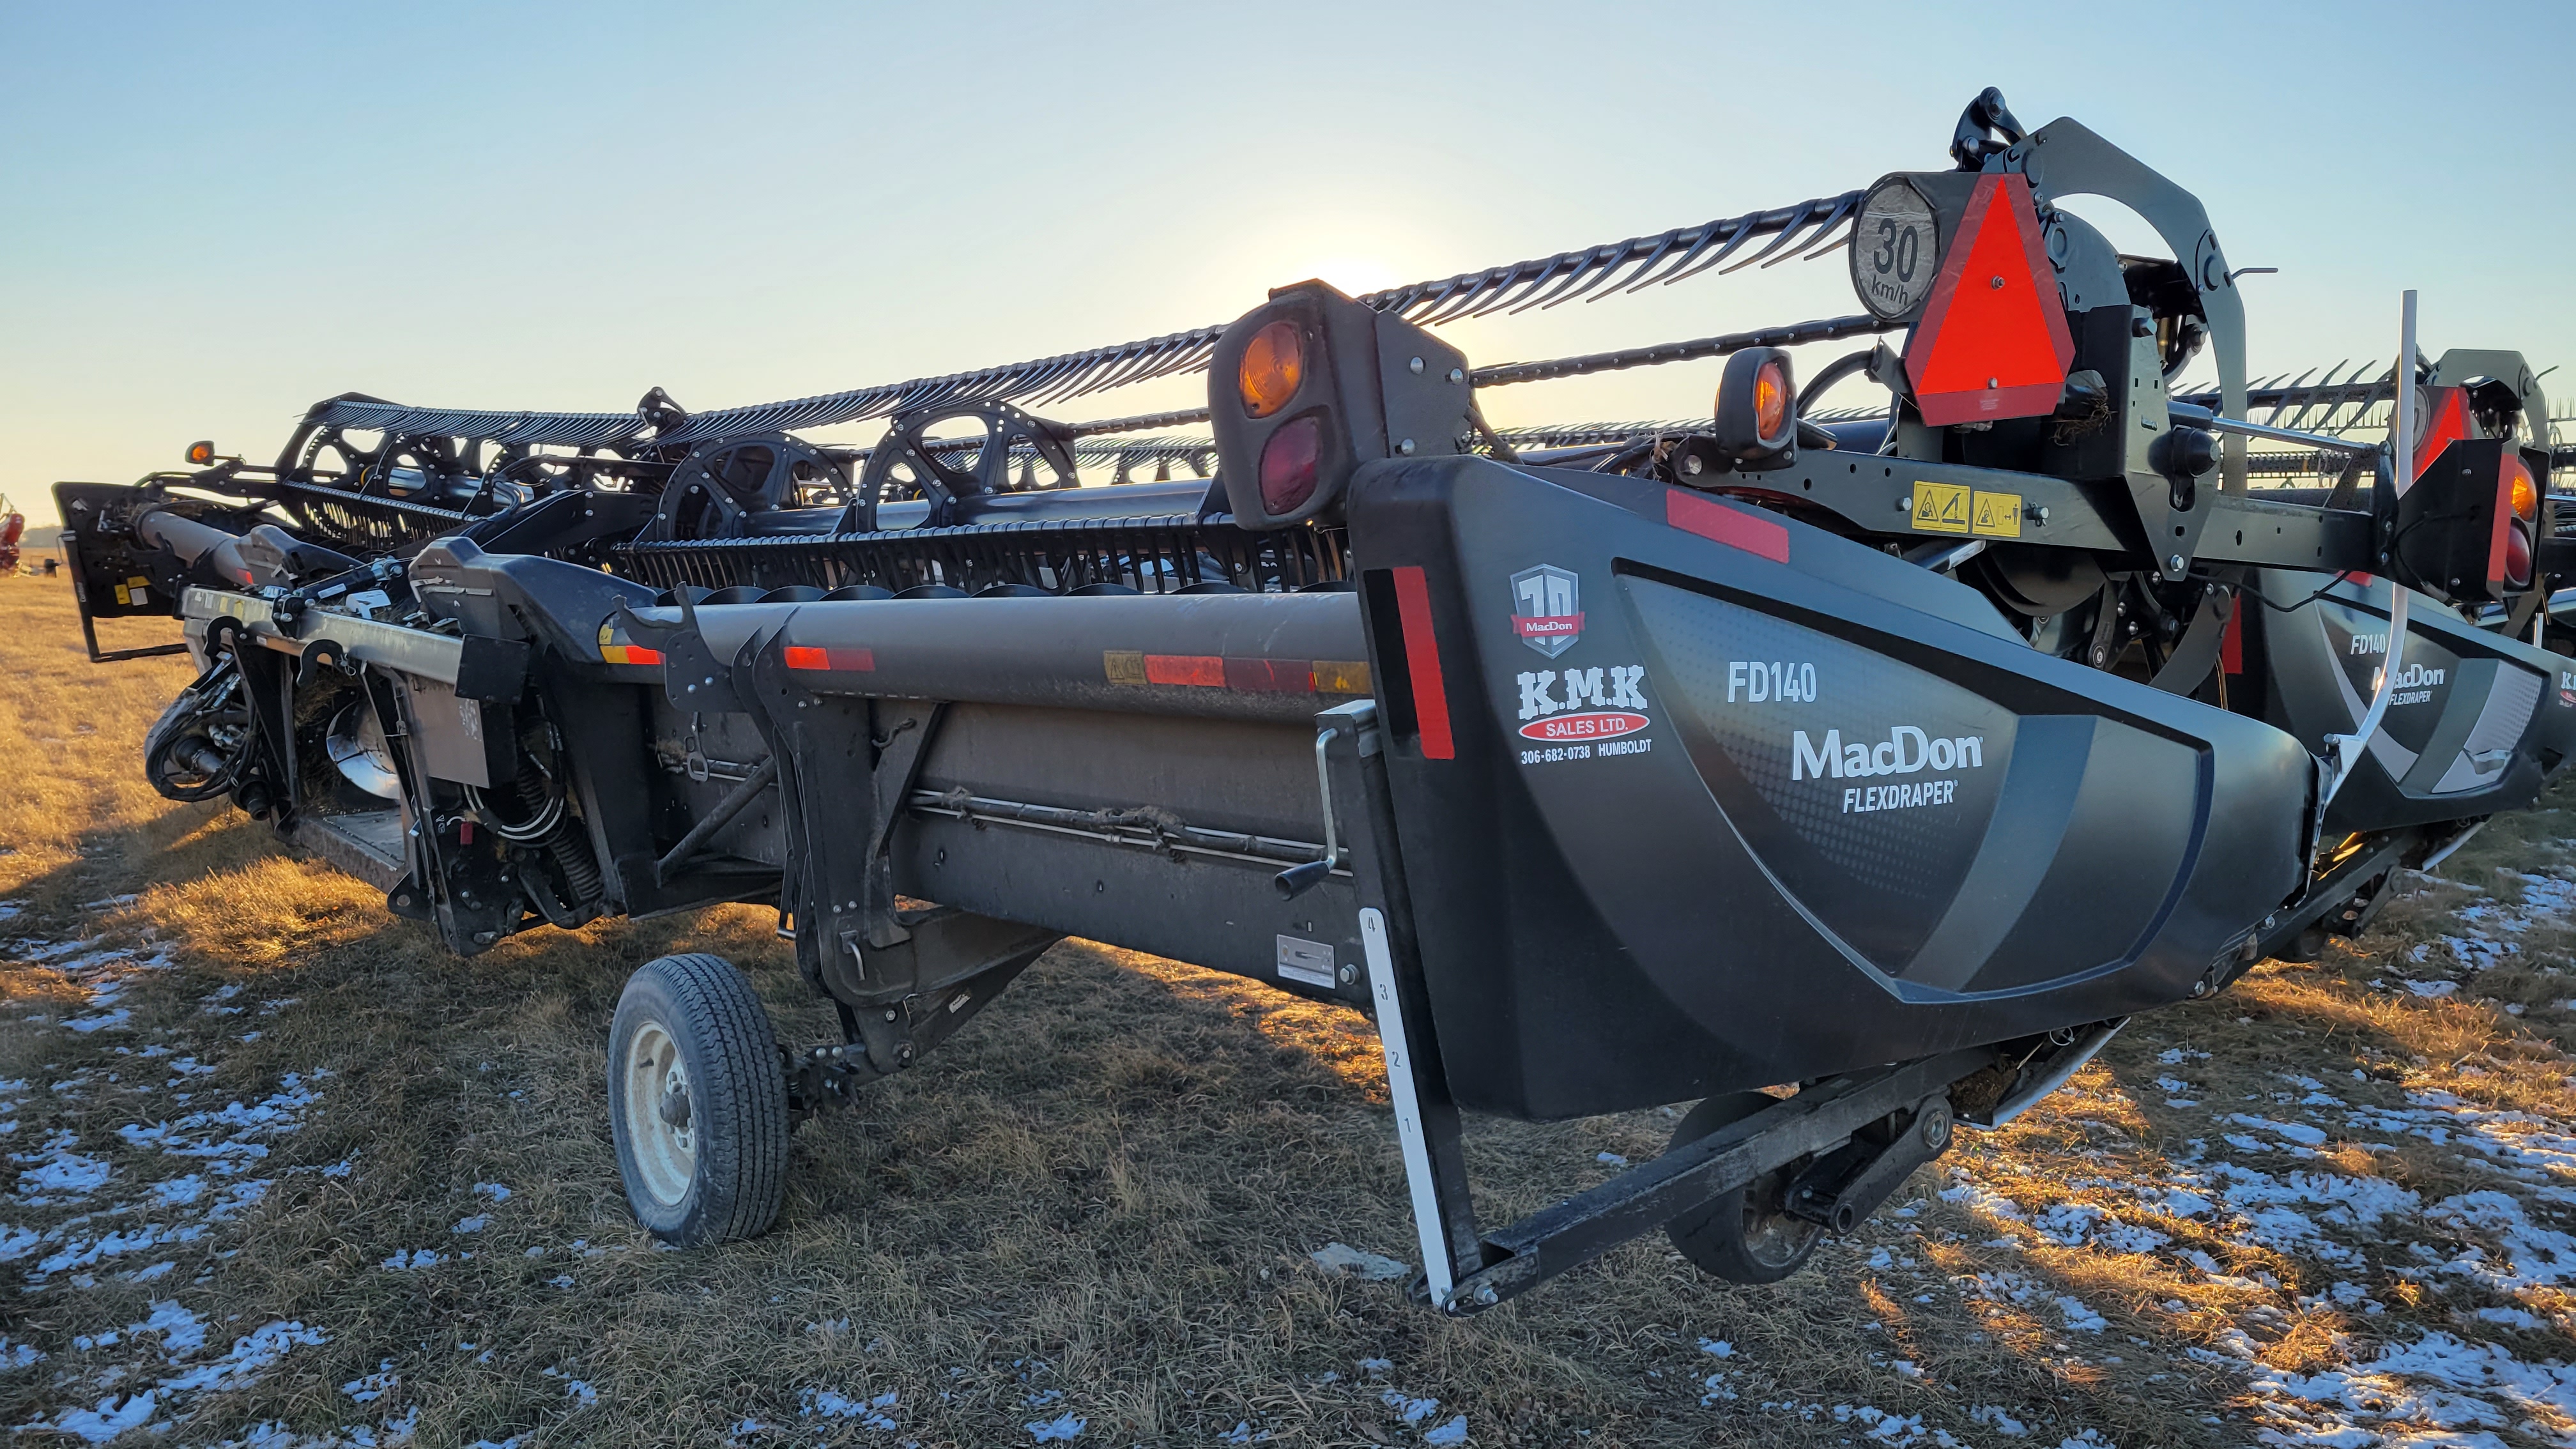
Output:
[[607, 953, 790, 1247], [1664, 1092, 1824, 1285]]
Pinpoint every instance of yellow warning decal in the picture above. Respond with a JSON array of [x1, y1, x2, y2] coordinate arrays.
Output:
[[1911, 481, 1970, 535], [1970, 489, 2023, 539], [1310, 659, 1372, 695]]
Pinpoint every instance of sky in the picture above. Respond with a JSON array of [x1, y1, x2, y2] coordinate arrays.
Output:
[[3, 0, 2571, 526]]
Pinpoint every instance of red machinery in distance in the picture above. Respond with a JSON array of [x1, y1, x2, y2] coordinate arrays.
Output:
[[0, 496, 26, 574]]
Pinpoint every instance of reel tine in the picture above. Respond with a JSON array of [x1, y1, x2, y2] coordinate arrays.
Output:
[[1579, 226, 1693, 306], [1710, 197, 1829, 279], [2283, 361, 2350, 433], [1475, 253, 1586, 318], [2313, 360, 2377, 433], [1420, 268, 1514, 327], [1079, 341, 1182, 400], [1619, 215, 1744, 294], [1015, 358, 1092, 410], [1452, 266, 1543, 323], [1757, 192, 1859, 269], [2266, 367, 2319, 425], [1793, 204, 1861, 262], [1385, 275, 1470, 323], [1509, 248, 1618, 314], [1549, 226, 1690, 309], [1653, 214, 1770, 286]]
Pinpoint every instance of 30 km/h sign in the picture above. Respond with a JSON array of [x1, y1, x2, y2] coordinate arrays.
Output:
[[1853, 178, 1938, 321]]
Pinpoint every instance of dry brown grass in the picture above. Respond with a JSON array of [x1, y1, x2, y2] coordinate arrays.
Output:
[[4, 572, 2573, 1448]]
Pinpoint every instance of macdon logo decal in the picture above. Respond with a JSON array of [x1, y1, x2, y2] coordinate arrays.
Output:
[[1510, 564, 1583, 659], [1794, 726, 1989, 815], [2382, 661, 2446, 708], [1793, 726, 1986, 780]]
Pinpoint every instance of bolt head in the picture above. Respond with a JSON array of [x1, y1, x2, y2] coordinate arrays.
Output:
[[1397, 438, 1416, 456], [1476, 1285, 1498, 1305], [2168, 553, 2186, 572], [1446, 367, 1465, 385], [1989, 275, 2005, 289], [1897, 496, 1914, 512], [1408, 356, 1425, 374], [1337, 963, 1357, 985]]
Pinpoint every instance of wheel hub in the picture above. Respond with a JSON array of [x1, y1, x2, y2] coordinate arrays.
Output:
[[621, 1020, 697, 1206]]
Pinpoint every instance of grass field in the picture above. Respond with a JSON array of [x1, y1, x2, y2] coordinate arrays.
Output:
[[4, 569, 2575, 1448]]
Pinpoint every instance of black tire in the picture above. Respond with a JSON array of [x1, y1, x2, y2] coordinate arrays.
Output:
[[1664, 1091, 1824, 1285], [607, 953, 790, 1247]]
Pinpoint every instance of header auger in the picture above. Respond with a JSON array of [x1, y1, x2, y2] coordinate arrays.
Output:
[[52, 90, 2571, 1311]]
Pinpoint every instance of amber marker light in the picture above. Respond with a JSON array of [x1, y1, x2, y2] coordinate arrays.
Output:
[[2507, 456, 2538, 523], [1238, 319, 1304, 418], [1752, 360, 1790, 443], [185, 440, 216, 465]]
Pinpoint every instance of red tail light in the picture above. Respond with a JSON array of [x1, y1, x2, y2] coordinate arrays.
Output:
[[2505, 522, 2534, 589], [1259, 414, 1322, 514]]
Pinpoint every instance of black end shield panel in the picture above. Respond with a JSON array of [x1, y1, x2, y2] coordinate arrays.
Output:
[[1349, 456, 2310, 1119], [2237, 572, 2570, 834]]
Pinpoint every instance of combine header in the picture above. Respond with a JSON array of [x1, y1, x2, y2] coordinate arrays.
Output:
[[54, 90, 2569, 1310]]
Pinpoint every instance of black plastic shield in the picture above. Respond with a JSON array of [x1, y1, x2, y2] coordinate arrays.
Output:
[[1347, 456, 2312, 1119]]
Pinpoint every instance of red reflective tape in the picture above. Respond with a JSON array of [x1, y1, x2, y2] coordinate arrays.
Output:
[[783, 645, 873, 671], [1222, 657, 1310, 693], [1144, 653, 1225, 687], [1390, 565, 1454, 760], [2220, 601, 2244, 675], [1666, 489, 1791, 563]]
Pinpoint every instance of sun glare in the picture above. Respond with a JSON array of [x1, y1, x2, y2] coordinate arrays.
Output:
[[1288, 255, 1404, 298]]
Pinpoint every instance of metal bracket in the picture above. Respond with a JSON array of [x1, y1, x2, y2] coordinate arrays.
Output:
[[1273, 720, 1346, 899], [1322, 699, 1489, 1310]]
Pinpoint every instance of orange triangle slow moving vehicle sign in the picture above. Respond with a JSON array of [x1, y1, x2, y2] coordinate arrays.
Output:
[[1903, 173, 2074, 427]]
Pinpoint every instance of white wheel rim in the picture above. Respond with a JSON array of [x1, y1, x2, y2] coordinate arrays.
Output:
[[622, 1018, 696, 1206]]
